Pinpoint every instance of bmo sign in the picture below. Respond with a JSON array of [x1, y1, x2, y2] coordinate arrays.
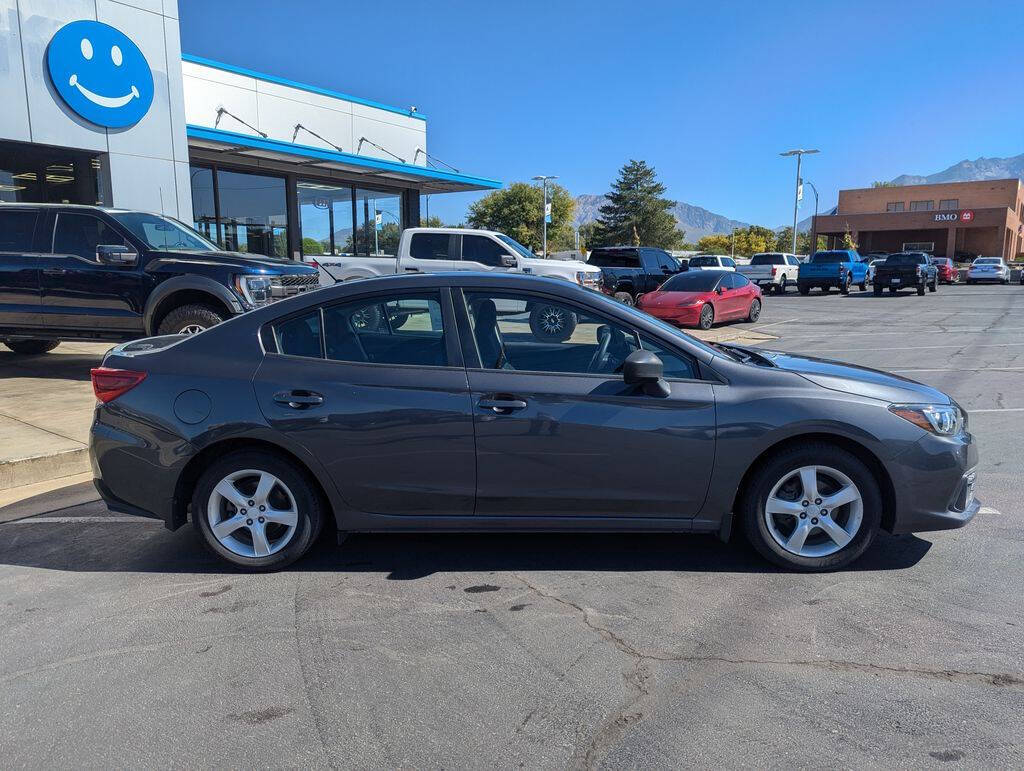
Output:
[[934, 210, 975, 223]]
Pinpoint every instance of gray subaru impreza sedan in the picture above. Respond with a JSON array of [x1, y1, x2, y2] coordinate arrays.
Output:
[[89, 273, 979, 571]]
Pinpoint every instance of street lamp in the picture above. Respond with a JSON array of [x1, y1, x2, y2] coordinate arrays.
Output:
[[805, 180, 820, 255], [532, 175, 558, 257], [780, 149, 819, 255]]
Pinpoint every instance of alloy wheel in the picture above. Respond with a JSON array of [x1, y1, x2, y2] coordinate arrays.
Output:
[[180, 324, 206, 335], [206, 469, 299, 558], [537, 307, 567, 335], [763, 465, 863, 558]]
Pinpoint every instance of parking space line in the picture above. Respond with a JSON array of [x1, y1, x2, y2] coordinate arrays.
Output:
[[798, 342, 1024, 353], [778, 326, 1024, 341], [965, 408, 1024, 414], [7, 516, 156, 524], [748, 318, 801, 332], [892, 367, 1024, 373]]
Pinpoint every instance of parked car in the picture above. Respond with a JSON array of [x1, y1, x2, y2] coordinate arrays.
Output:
[[307, 226, 602, 341], [737, 252, 802, 294], [0, 204, 320, 354], [872, 252, 938, 296], [867, 258, 887, 284], [587, 246, 683, 305], [687, 254, 737, 271], [89, 272, 979, 572], [635, 269, 761, 329], [966, 257, 1010, 285], [931, 257, 959, 284], [797, 249, 869, 295]]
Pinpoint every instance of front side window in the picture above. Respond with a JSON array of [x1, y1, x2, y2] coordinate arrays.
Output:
[[462, 235, 509, 266], [639, 335, 698, 379], [0, 211, 38, 252], [465, 291, 640, 376], [52, 213, 126, 261], [110, 212, 215, 251]]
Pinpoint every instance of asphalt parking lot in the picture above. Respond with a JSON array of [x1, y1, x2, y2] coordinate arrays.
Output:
[[1, 283, 1022, 768]]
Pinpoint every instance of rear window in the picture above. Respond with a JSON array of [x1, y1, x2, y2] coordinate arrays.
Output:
[[810, 252, 848, 263], [688, 256, 719, 267], [750, 254, 785, 265], [975, 258, 1001, 265], [589, 249, 640, 268], [0, 210, 38, 252], [884, 253, 927, 266], [661, 271, 724, 292]]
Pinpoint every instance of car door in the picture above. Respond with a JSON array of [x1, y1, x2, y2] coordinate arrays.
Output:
[[459, 234, 515, 273], [402, 231, 460, 274], [457, 287, 716, 518], [253, 287, 477, 516], [718, 273, 746, 318], [40, 210, 144, 332], [0, 208, 43, 329]]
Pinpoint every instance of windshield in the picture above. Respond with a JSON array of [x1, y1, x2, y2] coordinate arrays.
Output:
[[884, 253, 927, 266], [811, 252, 848, 263], [111, 212, 218, 251], [496, 234, 536, 260], [688, 255, 719, 267], [750, 254, 784, 265], [661, 271, 724, 292], [975, 258, 1001, 265]]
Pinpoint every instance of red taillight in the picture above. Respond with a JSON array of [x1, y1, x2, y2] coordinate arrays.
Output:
[[90, 367, 147, 403], [770, 266, 777, 276]]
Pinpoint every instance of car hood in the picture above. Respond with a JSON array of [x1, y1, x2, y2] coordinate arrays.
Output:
[[639, 291, 708, 306], [521, 256, 600, 274], [148, 250, 317, 274], [750, 348, 951, 404]]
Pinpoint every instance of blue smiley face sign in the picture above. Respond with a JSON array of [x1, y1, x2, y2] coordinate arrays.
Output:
[[46, 20, 154, 128]]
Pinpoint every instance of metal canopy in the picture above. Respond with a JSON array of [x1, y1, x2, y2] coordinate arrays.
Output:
[[186, 125, 502, 194]]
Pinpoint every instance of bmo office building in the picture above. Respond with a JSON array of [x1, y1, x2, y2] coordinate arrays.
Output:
[[0, 1, 499, 259]]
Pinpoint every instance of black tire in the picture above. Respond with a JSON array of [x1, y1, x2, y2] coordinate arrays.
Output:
[[350, 303, 383, 331], [928, 278, 937, 293], [191, 450, 325, 571], [916, 283, 925, 296], [158, 304, 227, 336], [529, 304, 577, 341], [873, 285, 883, 297], [839, 274, 850, 295], [798, 283, 810, 296], [698, 304, 715, 330], [776, 276, 788, 294], [858, 278, 867, 291], [613, 291, 634, 306], [740, 442, 881, 571], [2, 338, 60, 355], [746, 298, 761, 322], [967, 279, 974, 285], [821, 285, 831, 294], [889, 286, 899, 294]]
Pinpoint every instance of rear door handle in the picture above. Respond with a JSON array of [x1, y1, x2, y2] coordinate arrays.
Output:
[[477, 396, 527, 414], [273, 390, 324, 409], [42, 267, 67, 276]]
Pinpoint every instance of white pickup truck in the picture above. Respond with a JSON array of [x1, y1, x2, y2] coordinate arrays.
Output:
[[307, 227, 603, 341], [736, 252, 802, 294]]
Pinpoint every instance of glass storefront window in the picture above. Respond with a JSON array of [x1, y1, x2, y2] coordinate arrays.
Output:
[[0, 139, 106, 205], [190, 166, 217, 242], [216, 169, 288, 257], [355, 188, 402, 256], [297, 181, 354, 256]]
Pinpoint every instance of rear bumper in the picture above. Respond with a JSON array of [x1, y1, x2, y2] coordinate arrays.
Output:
[[798, 276, 844, 287], [887, 430, 980, 535]]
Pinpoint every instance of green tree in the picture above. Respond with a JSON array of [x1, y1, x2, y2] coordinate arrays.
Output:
[[775, 226, 824, 255], [301, 236, 326, 255], [466, 181, 575, 252], [871, 180, 897, 188], [591, 160, 681, 249], [422, 215, 446, 228]]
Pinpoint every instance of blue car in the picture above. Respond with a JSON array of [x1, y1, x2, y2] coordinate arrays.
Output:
[[797, 249, 869, 295]]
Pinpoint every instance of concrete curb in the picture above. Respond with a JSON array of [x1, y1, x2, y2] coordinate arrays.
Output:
[[0, 447, 92, 491]]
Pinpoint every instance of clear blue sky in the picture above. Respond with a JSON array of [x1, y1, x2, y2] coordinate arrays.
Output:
[[180, 0, 1023, 228]]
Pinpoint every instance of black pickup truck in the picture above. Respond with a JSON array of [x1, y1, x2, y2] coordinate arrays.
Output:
[[587, 246, 683, 305], [872, 251, 938, 296], [0, 203, 320, 354]]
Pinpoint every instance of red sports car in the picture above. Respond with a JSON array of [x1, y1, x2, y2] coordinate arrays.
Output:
[[636, 269, 762, 330], [932, 257, 959, 284]]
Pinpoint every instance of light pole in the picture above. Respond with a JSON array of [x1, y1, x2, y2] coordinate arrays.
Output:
[[532, 175, 558, 257], [780, 149, 819, 255], [805, 180, 820, 255]]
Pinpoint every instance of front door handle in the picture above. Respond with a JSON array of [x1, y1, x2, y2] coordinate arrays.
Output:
[[477, 396, 527, 414], [42, 267, 67, 276], [273, 390, 324, 409]]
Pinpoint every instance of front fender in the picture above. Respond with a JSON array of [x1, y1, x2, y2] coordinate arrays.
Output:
[[144, 275, 243, 335]]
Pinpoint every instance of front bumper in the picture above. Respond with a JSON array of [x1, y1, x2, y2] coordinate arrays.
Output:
[[886, 429, 980, 534], [641, 304, 704, 327]]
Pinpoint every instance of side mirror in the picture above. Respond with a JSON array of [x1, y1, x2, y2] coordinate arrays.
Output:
[[623, 350, 670, 397], [715, 285, 723, 295], [500, 254, 517, 268], [97, 244, 138, 266]]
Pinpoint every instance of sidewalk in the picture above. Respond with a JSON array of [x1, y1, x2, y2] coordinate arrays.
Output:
[[0, 342, 109, 490]]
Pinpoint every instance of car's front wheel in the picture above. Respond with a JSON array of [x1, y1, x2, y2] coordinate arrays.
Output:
[[613, 291, 634, 306], [2, 338, 60, 355], [741, 443, 881, 571], [698, 304, 715, 330], [192, 451, 325, 570]]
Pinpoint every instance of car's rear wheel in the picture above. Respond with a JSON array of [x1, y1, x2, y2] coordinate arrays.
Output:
[[776, 276, 788, 294], [192, 451, 324, 570], [698, 304, 715, 330], [158, 304, 228, 336], [873, 284, 883, 297], [2, 338, 60, 355], [839, 274, 850, 295], [529, 304, 577, 342], [858, 277, 867, 291], [613, 291, 634, 306], [747, 298, 761, 322], [928, 278, 937, 292], [741, 443, 881, 571], [798, 283, 810, 296], [916, 282, 926, 296], [821, 285, 831, 294]]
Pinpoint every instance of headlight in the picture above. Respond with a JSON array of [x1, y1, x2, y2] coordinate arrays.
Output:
[[679, 300, 704, 307], [888, 404, 964, 435], [235, 275, 274, 307], [576, 271, 600, 286]]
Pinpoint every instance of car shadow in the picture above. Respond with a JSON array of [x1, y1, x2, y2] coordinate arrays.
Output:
[[0, 514, 933, 578], [0, 351, 102, 381]]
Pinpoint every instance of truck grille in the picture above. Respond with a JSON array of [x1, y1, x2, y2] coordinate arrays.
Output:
[[271, 274, 320, 299]]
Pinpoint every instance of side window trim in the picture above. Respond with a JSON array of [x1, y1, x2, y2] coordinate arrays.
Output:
[[50, 211, 133, 260]]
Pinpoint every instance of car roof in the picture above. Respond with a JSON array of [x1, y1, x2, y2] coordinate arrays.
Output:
[[0, 202, 134, 213]]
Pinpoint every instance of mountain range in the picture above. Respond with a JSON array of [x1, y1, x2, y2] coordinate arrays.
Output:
[[574, 153, 1024, 240]]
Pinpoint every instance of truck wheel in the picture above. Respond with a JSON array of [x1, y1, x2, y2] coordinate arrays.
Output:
[[916, 283, 926, 296], [928, 278, 937, 293], [873, 285, 883, 297], [839, 274, 850, 295], [798, 283, 810, 296], [821, 285, 831, 294], [776, 276, 788, 294], [529, 305, 577, 342], [613, 291, 634, 306], [2, 338, 60, 355], [889, 286, 898, 294], [858, 278, 867, 291], [158, 304, 228, 335]]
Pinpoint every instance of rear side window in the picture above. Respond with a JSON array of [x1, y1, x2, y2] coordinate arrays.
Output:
[[408, 232, 450, 260], [461, 235, 508, 267], [722, 258, 736, 268], [731, 273, 751, 287], [0, 210, 38, 252], [274, 311, 323, 358]]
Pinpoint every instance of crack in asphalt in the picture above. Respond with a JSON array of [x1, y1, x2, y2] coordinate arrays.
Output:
[[513, 574, 1024, 770]]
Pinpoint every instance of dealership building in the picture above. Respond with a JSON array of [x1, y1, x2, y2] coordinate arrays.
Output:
[[812, 179, 1024, 260], [0, 0, 500, 260]]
